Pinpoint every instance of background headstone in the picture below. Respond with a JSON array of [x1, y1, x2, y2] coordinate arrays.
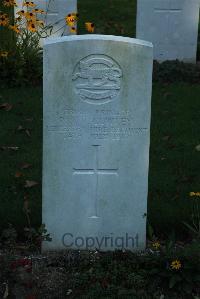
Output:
[[15, 0, 77, 36], [43, 35, 153, 251], [136, 0, 200, 62]]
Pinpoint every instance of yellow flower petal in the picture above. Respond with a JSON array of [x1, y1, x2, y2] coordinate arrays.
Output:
[[17, 10, 26, 16], [0, 51, 9, 57], [171, 260, 182, 270], [27, 20, 37, 32], [25, 11, 36, 21], [190, 192, 196, 196], [23, 1, 36, 7], [9, 24, 20, 33], [152, 241, 160, 250], [3, 0, 17, 7], [36, 19, 44, 27], [65, 14, 76, 26], [0, 14, 9, 26], [70, 26, 76, 33], [32, 8, 45, 14], [85, 22, 95, 33]]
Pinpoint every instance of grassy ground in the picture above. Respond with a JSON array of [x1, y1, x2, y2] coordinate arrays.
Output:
[[149, 83, 200, 236], [0, 83, 200, 238], [0, 87, 42, 231], [78, 0, 137, 37]]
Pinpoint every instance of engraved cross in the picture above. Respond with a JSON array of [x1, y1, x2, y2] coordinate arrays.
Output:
[[73, 145, 118, 218]]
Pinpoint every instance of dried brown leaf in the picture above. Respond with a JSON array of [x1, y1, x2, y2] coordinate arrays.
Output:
[[17, 125, 24, 131], [167, 143, 176, 149], [162, 135, 170, 141], [195, 144, 200, 151], [21, 163, 32, 169], [24, 180, 38, 188], [163, 92, 172, 98], [25, 118, 33, 122], [0, 102, 13, 111], [3, 283, 8, 298], [1, 146, 19, 151], [15, 171, 23, 178], [180, 175, 195, 183], [23, 200, 30, 213], [25, 129, 31, 137]]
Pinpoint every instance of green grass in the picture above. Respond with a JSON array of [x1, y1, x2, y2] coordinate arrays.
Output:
[[0, 87, 42, 231], [0, 83, 200, 237], [149, 83, 200, 236]]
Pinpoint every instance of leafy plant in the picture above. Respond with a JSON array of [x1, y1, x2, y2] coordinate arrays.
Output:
[[0, 29, 43, 87], [0, 0, 96, 87], [183, 197, 200, 240]]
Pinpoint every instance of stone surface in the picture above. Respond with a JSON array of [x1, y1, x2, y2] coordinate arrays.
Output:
[[136, 0, 200, 62], [15, 0, 77, 36], [43, 35, 153, 251]]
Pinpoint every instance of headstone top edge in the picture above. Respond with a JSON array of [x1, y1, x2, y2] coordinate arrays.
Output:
[[43, 34, 153, 48]]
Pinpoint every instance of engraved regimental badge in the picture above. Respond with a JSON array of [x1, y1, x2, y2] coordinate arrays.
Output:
[[72, 54, 122, 104]]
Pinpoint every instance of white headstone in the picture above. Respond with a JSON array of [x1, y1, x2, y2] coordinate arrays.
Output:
[[15, 0, 77, 36], [136, 0, 200, 62], [43, 35, 153, 251]]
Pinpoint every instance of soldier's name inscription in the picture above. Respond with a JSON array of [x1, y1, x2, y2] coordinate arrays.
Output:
[[56, 108, 132, 124], [45, 108, 148, 140]]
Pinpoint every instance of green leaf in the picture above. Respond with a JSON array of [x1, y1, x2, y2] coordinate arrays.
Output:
[[149, 268, 160, 275], [182, 283, 193, 294], [169, 275, 182, 288], [194, 275, 200, 281], [147, 223, 155, 240], [183, 221, 198, 234]]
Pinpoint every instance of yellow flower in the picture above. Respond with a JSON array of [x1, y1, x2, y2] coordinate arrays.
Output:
[[152, 241, 160, 250], [0, 14, 9, 26], [85, 22, 95, 33], [190, 192, 195, 196], [36, 19, 44, 27], [25, 11, 36, 21], [27, 20, 37, 32], [190, 192, 200, 197], [23, 1, 36, 7], [9, 24, 20, 33], [15, 16, 22, 23], [3, 0, 17, 7], [71, 12, 79, 20], [16, 10, 26, 17], [0, 51, 9, 57], [65, 14, 76, 26], [70, 26, 76, 33], [32, 8, 45, 14], [171, 260, 182, 270]]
